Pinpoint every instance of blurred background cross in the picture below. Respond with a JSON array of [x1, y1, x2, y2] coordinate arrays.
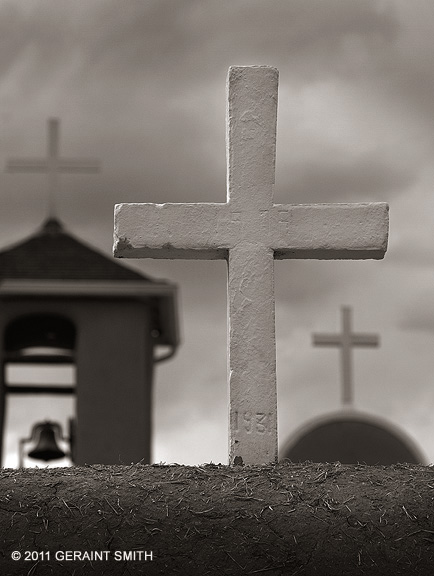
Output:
[[313, 306, 379, 407], [6, 118, 100, 219]]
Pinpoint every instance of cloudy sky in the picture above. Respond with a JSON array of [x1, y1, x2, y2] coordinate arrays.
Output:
[[1, 0, 434, 466]]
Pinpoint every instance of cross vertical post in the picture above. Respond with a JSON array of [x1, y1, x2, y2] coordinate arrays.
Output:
[[341, 306, 353, 405], [226, 67, 279, 464], [114, 66, 389, 465], [313, 306, 380, 406], [6, 117, 100, 219], [47, 118, 60, 218]]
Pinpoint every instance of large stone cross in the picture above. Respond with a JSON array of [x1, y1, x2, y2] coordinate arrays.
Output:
[[114, 66, 389, 465], [313, 306, 379, 407], [6, 117, 100, 218]]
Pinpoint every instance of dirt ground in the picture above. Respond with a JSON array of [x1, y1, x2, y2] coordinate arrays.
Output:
[[0, 461, 433, 575]]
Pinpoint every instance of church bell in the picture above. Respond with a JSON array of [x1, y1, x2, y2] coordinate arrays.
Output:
[[26, 421, 66, 462]]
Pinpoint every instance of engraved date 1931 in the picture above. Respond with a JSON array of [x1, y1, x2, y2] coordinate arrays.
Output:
[[232, 411, 274, 434]]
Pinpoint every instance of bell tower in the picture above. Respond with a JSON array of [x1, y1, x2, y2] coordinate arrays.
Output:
[[0, 218, 178, 466], [2, 117, 178, 466]]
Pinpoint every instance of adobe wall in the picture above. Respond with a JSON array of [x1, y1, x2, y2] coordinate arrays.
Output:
[[0, 461, 433, 575]]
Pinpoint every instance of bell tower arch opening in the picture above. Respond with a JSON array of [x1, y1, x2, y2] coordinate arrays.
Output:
[[2, 313, 77, 467], [5, 314, 76, 360]]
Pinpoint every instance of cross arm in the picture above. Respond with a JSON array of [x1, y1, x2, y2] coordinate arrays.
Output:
[[6, 158, 100, 173], [273, 202, 389, 260], [313, 333, 379, 346], [6, 159, 49, 173], [351, 334, 379, 346], [313, 334, 342, 346], [114, 202, 230, 260]]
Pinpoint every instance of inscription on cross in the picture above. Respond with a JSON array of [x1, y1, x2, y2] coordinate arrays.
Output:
[[6, 118, 100, 218], [313, 306, 379, 407], [113, 66, 389, 465]]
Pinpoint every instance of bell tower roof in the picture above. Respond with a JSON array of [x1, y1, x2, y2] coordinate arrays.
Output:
[[0, 218, 150, 282]]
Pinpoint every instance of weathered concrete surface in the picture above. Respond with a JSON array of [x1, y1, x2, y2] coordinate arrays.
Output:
[[1, 462, 433, 575], [113, 66, 389, 466]]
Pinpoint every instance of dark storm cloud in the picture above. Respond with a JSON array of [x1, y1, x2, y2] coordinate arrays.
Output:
[[0, 0, 419, 249], [400, 315, 434, 334], [400, 294, 434, 334], [277, 152, 416, 204], [0, 0, 408, 280], [368, 3, 434, 130], [0, 0, 398, 89], [0, 0, 402, 167]]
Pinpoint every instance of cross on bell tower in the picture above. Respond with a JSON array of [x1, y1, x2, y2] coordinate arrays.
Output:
[[1, 118, 180, 468], [6, 118, 100, 218]]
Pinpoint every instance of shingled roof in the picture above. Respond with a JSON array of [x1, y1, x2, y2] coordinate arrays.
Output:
[[0, 218, 150, 282]]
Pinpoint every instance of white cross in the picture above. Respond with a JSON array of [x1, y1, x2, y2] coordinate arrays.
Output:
[[113, 66, 389, 465], [6, 117, 100, 218], [313, 306, 379, 407]]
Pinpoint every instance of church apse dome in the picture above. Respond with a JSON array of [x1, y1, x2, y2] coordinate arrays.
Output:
[[281, 409, 426, 466]]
